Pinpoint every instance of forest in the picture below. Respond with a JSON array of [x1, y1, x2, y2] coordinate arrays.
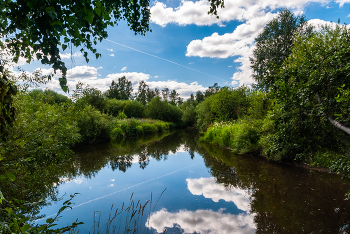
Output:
[[1, 6, 350, 234]]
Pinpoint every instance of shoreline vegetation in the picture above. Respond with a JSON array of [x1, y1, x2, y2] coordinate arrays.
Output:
[[1, 8, 350, 234]]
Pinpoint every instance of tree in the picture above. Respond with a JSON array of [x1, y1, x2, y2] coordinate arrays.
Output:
[[273, 24, 350, 136], [169, 90, 180, 105], [136, 80, 148, 105], [205, 83, 220, 98], [250, 9, 313, 90], [0, 0, 151, 90], [162, 88, 169, 101], [195, 91, 205, 103], [106, 76, 132, 100]]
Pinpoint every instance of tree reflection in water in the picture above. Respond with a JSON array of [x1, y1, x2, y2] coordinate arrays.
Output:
[[3, 129, 350, 233]]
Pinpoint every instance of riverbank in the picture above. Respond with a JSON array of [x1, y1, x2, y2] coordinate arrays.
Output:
[[200, 120, 347, 175]]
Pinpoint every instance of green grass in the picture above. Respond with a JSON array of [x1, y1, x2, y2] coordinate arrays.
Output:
[[110, 118, 173, 139], [200, 119, 263, 154]]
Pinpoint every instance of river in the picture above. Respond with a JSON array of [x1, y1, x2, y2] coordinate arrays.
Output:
[[33, 130, 350, 233]]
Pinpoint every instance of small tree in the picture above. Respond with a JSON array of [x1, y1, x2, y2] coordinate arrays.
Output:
[[250, 9, 313, 90], [107, 76, 133, 100]]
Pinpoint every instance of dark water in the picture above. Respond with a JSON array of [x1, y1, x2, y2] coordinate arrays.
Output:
[[30, 130, 350, 233]]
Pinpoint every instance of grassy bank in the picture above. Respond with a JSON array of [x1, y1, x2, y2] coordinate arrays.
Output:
[[111, 118, 173, 139], [200, 120, 347, 169]]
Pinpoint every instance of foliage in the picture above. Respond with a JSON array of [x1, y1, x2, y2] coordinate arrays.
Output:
[[195, 98, 213, 132], [272, 24, 350, 135], [0, 93, 80, 165], [136, 80, 148, 105], [106, 76, 133, 101], [181, 101, 197, 127], [0, 0, 151, 90], [74, 104, 113, 143], [0, 74, 16, 138], [145, 97, 183, 125], [0, 189, 82, 233], [195, 87, 250, 131], [112, 118, 172, 138], [251, 9, 312, 90], [117, 110, 128, 119], [201, 120, 263, 154], [106, 99, 145, 118], [28, 89, 70, 104]]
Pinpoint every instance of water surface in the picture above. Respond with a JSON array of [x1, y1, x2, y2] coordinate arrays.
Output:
[[34, 130, 350, 233]]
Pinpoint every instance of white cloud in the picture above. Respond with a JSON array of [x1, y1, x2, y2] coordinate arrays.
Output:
[[187, 177, 251, 212], [121, 66, 127, 71], [186, 13, 275, 86], [335, 0, 350, 7], [107, 48, 114, 52], [147, 208, 255, 234], [150, 0, 329, 27], [33, 66, 205, 98], [59, 52, 82, 59], [110, 54, 115, 57], [153, 0, 335, 87], [147, 80, 206, 99], [228, 65, 232, 67]]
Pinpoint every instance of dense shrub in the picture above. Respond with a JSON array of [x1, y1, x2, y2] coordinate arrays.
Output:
[[201, 119, 263, 154], [28, 89, 71, 104], [195, 87, 251, 131], [145, 97, 183, 125], [1, 93, 80, 164], [111, 119, 171, 138], [106, 99, 145, 118], [75, 105, 114, 143]]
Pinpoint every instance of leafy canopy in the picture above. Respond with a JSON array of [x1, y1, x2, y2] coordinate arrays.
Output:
[[0, 0, 151, 91], [250, 9, 312, 90]]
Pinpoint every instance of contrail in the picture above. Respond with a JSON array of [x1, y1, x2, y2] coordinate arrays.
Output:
[[34, 163, 199, 222], [105, 39, 227, 82]]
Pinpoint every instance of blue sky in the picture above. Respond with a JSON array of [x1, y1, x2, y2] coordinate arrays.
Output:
[[14, 0, 350, 98]]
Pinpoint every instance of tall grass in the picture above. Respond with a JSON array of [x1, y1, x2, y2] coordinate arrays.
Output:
[[90, 190, 167, 234], [111, 119, 173, 139], [200, 119, 263, 154]]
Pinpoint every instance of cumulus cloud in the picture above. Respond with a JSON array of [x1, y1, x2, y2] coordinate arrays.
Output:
[[150, 0, 330, 27], [187, 177, 251, 212], [147, 80, 206, 99], [59, 52, 82, 59], [152, 0, 342, 86], [121, 66, 127, 71], [147, 208, 256, 234], [335, 0, 350, 7], [110, 54, 115, 57], [186, 13, 275, 85], [107, 48, 114, 52], [33, 65, 206, 98]]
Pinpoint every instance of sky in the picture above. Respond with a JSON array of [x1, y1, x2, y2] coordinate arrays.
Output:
[[13, 0, 350, 99]]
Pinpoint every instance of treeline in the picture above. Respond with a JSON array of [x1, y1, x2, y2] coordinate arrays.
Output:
[[201, 9, 350, 172]]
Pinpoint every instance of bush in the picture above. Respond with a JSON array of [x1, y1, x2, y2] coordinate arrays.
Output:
[[28, 89, 70, 104], [145, 97, 183, 125], [201, 119, 263, 154], [75, 105, 113, 143], [106, 99, 145, 118], [1, 93, 80, 164], [111, 127, 124, 139], [117, 110, 128, 119]]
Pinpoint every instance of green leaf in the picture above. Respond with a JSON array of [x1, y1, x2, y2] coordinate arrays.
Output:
[[62, 29, 67, 36], [64, 37, 70, 43], [6, 172, 15, 181], [0, 175, 6, 180], [85, 10, 94, 24], [21, 224, 31, 232], [62, 44, 67, 51]]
